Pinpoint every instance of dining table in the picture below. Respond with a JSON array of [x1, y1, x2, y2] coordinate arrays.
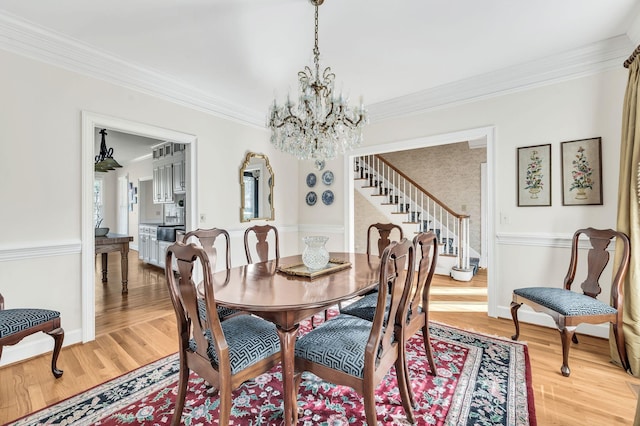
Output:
[[95, 233, 134, 294], [210, 252, 381, 426]]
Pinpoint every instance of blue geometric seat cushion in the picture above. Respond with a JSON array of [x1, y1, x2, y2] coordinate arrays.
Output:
[[514, 287, 617, 316], [295, 314, 373, 378], [340, 292, 389, 323], [197, 298, 240, 321], [0, 308, 60, 338], [189, 314, 280, 375]]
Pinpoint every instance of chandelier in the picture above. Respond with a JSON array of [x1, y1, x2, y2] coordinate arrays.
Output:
[[94, 129, 122, 172], [267, 0, 367, 168]]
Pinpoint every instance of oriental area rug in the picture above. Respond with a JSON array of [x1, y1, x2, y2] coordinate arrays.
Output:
[[9, 321, 536, 426]]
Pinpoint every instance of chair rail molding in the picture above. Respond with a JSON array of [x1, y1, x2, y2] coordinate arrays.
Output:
[[496, 232, 619, 251], [0, 240, 81, 262]]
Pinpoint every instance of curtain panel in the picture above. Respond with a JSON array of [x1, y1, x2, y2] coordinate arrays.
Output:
[[615, 56, 640, 377]]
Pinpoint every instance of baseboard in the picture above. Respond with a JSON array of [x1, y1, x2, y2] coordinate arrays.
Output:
[[495, 305, 609, 339], [0, 328, 82, 367]]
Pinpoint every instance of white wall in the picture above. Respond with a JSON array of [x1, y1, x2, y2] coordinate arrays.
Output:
[[0, 49, 299, 365], [298, 67, 627, 336], [365, 69, 625, 311]]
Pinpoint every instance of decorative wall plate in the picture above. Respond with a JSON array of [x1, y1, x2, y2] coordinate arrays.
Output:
[[306, 191, 317, 206], [322, 190, 334, 205], [306, 173, 317, 187], [322, 170, 334, 185], [315, 159, 325, 170]]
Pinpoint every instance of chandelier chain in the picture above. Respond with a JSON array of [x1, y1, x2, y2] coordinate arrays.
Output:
[[267, 0, 368, 165], [314, 5, 320, 78]]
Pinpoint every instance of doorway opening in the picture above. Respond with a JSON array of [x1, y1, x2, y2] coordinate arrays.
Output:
[[344, 126, 496, 316], [81, 111, 198, 342]]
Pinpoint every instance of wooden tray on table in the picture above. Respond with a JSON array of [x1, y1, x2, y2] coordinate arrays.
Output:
[[277, 258, 352, 279]]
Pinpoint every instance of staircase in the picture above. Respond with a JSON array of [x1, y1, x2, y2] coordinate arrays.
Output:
[[354, 154, 477, 279]]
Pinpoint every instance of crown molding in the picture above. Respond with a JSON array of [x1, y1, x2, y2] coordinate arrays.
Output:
[[0, 11, 265, 127], [368, 35, 634, 122], [0, 11, 633, 127]]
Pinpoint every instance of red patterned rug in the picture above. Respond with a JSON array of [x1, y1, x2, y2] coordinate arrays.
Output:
[[8, 319, 535, 425]]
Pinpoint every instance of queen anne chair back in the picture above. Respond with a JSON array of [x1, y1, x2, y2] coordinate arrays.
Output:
[[366, 222, 403, 257], [244, 224, 280, 264], [165, 242, 281, 426]]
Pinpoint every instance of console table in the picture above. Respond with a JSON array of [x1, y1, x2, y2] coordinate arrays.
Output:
[[95, 234, 134, 294]]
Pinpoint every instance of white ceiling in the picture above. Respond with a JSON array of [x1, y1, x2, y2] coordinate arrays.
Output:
[[2, 0, 640, 128]]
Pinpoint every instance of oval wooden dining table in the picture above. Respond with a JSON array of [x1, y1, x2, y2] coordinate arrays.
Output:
[[210, 252, 381, 426]]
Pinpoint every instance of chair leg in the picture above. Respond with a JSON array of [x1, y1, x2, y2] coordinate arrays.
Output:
[[510, 301, 522, 340], [612, 322, 630, 373], [218, 382, 232, 426], [395, 353, 416, 423], [362, 380, 379, 426], [559, 326, 576, 377], [46, 327, 64, 378], [171, 363, 190, 426], [422, 324, 437, 376], [293, 372, 303, 424]]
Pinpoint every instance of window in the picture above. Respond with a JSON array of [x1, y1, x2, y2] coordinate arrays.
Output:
[[94, 177, 105, 227]]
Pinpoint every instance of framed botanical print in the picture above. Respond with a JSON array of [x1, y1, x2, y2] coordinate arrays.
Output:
[[560, 137, 602, 206], [517, 144, 551, 206]]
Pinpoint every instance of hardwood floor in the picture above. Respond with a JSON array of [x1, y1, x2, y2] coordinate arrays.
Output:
[[1, 254, 638, 424]]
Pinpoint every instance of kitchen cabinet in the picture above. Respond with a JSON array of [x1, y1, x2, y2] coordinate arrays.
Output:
[[149, 234, 159, 265], [138, 225, 158, 263], [152, 142, 184, 203], [173, 158, 185, 193], [157, 240, 172, 269]]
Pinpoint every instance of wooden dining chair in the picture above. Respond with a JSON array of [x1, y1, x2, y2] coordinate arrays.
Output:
[[293, 238, 416, 425], [0, 292, 64, 378], [165, 242, 281, 426], [183, 228, 238, 321], [244, 224, 280, 264], [340, 232, 439, 405], [366, 222, 403, 257], [398, 231, 439, 405], [510, 227, 631, 377]]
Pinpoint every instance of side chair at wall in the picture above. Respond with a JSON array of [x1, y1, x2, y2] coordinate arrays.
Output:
[[0, 292, 64, 378], [293, 238, 416, 425], [165, 242, 281, 426], [183, 228, 239, 321], [510, 227, 631, 377], [244, 224, 280, 264]]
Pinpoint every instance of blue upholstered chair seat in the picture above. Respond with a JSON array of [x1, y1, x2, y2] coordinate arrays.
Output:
[[189, 314, 280, 374], [514, 287, 617, 316], [0, 308, 60, 338], [295, 314, 375, 378], [197, 298, 240, 322], [340, 293, 389, 323]]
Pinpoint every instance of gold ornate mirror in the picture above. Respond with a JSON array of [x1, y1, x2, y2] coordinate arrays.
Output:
[[240, 152, 274, 222]]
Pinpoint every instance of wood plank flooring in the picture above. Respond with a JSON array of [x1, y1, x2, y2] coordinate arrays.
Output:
[[1, 253, 638, 424]]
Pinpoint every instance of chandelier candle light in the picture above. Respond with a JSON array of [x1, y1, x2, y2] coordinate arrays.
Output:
[[267, 0, 368, 169]]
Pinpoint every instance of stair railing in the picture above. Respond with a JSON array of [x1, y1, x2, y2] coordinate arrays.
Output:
[[355, 154, 471, 271]]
